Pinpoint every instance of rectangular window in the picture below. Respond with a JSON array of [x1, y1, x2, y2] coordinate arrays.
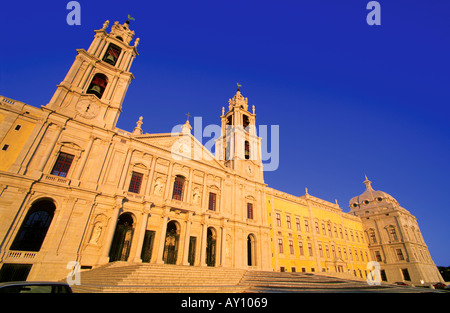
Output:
[[276, 213, 281, 227], [396, 248, 405, 261], [308, 243, 313, 257], [289, 240, 294, 255], [172, 175, 185, 200], [2, 144, 9, 151], [402, 268, 411, 281], [278, 238, 284, 254], [208, 193, 217, 211], [372, 251, 382, 262], [286, 215, 291, 229], [304, 220, 309, 232], [51, 152, 74, 177], [128, 171, 143, 194], [296, 218, 301, 231], [380, 270, 388, 282], [247, 203, 254, 220], [298, 241, 304, 256]]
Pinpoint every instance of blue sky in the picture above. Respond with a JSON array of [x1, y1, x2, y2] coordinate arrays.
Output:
[[1, 1, 449, 266]]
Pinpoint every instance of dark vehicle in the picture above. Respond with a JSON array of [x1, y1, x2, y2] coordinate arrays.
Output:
[[394, 281, 409, 286], [0, 281, 72, 293], [433, 282, 447, 289]]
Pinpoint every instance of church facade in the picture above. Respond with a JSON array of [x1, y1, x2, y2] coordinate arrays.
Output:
[[0, 20, 443, 286]]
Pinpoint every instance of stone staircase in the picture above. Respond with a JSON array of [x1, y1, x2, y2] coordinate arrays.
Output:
[[239, 271, 390, 292], [69, 263, 443, 293], [70, 262, 248, 293]]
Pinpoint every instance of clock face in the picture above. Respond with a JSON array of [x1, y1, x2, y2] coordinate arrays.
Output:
[[76, 100, 99, 119]]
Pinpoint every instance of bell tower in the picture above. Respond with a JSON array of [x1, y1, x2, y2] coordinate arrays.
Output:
[[216, 85, 263, 181], [46, 19, 139, 129]]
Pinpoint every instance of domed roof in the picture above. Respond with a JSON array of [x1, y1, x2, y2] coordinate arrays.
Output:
[[349, 176, 398, 209]]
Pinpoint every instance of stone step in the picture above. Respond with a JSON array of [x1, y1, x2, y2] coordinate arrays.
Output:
[[69, 264, 443, 293], [73, 262, 248, 292]]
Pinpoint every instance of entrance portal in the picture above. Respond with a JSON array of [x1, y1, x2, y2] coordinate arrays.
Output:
[[247, 234, 256, 266], [163, 221, 179, 264], [206, 227, 216, 267], [109, 213, 134, 262]]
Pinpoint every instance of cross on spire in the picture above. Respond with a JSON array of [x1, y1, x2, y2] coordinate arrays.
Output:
[[185, 112, 191, 122]]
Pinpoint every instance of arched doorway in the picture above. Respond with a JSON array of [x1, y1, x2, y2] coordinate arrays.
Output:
[[109, 213, 135, 262], [163, 221, 180, 264], [247, 234, 256, 266], [10, 199, 56, 252], [206, 227, 216, 267]]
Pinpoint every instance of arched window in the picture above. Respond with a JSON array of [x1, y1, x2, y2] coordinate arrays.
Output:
[[10, 200, 56, 252], [243, 114, 250, 129], [103, 43, 121, 66], [86, 73, 108, 99], [172, 175, 185, 200]]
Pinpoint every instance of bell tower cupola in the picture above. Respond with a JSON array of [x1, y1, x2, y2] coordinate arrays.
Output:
[[216, 84, 263, 181], [46, 19, 140, 129]]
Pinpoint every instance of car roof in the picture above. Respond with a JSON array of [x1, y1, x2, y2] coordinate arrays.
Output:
[[0, 281, 70, 288]]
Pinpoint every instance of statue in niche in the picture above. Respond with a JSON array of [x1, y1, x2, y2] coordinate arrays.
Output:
[[192, 187, 201, 204], [154, 178, 164, 195], [226, 234, 232, 258], [89, 222, 103, 244]]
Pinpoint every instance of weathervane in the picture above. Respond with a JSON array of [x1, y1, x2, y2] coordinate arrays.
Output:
[[237, 83, 242, 91], [127, 14, 135, 22]]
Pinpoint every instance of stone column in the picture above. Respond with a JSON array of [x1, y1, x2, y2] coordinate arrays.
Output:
[[182, 213, 193, 265], [71, 136, 95, 186], [118, 148, 133, 191], [219, 223, 227, 267], [155, 209, 169, 264], [199, 222, 208, 266], [144, 157, 157, 197], [133, 203, 151, 262], [33, 123, 63, 176], [99, 198, 123, 263], [164, 162, 174, 199]]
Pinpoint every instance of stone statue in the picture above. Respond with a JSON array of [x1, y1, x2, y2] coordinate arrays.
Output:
[[89, 222, 103, 244]]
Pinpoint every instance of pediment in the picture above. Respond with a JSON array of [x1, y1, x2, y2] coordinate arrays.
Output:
[[132, 132, 227, 171]]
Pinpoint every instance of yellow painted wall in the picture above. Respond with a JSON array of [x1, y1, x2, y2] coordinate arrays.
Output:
[[266, 191, 370, 279], [0, 115, 36, 171]]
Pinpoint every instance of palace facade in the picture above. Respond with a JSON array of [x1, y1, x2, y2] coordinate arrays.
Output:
[[0, 20, 443, 286]]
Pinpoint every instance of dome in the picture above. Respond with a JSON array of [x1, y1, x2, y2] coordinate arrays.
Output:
[[349, 176, 398, 209]]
